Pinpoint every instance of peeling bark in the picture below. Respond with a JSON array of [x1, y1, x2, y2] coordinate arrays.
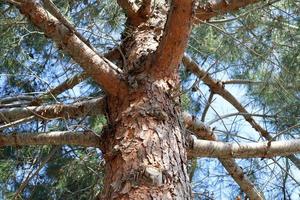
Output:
[[100, 76, 191, 199]]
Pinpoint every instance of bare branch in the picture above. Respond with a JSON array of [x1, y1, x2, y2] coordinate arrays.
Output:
[[117, 0, 138, 18], [41, 72, 88, 100], [221, 79, 265, 85], [207, 112, 276, 125], [190, 137, 300, 159], [194, 0, 262, 22], [183, 112, 264, 199], [43, 0, 95, 52], [0, 116, 35, 130], [34, 48, 123, 103], [182, 55, 300, 169], [0, 131, 100, 147], [201, 91, 214, 122], [151, 0, 194, 76], [182, 55, 271, 139], [0, 97, 105, 124], [0, 96, 34, 104], [17, 1, 127, 96]]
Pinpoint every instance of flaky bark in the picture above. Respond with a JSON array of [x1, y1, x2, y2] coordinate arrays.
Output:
[[100, 81, 191, 199], [99, 0, 194, 198]]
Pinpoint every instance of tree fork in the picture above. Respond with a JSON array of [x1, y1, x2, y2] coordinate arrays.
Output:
[[98, 0, 194, 199]]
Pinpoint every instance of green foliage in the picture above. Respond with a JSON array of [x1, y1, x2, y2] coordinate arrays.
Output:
[[90, 115, 107, 133]]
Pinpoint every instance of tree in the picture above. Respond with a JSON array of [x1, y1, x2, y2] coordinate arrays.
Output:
[[0, 0, 299, 199]]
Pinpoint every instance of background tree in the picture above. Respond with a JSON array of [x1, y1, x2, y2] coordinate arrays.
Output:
[[0, 0, 299, 199]]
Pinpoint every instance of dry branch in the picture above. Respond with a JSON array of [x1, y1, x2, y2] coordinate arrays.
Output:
[[0, 131, 100, 147], [190, 137, 300, 159], [182, 55, 300, 169], [183, 112, 264, 199], [0, 97, 104, 123]]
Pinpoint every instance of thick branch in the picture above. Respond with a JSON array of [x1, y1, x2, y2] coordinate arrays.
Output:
[[138, 0, 152, 18], [17, 1, 127, 96], [151, 0, 194, 75], [117, 0, 138, 18], [0, 97, 104, 123], [190, 137, 300, 159], [183, 112, 264, 199], [195, 0, 260, 22], [0, 131, 100, 147]]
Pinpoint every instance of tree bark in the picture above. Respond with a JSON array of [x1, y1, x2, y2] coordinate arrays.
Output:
[[97, 1, 194, 198], [100, 79, 191, 199]]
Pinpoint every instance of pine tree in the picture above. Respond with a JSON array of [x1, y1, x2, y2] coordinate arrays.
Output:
[[0, 0, 299, 199]]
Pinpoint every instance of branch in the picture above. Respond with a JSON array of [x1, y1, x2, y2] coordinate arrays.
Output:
[[17, 1, 127, 96], [182, 55, 271, 139], [137, 0, 152, 18], [151, 0, 194, 76], [0, 131, 100, 147], [221, 79, 265, 85], [190, 137, 300, 159], [183, 112, 264, 199], [0, 96, 34, 104], [201, 91, 214, 122], [195, 0, 261, 22], [41, 72, 88, 100], [35, 48, 123, 103], [0, 116, 35, 130], [0, 97, 105, 124], [117, 0, 138, 18], [182, 55, 300, 169], [207, 112, 276, 125], [43, 0, 95, 52]]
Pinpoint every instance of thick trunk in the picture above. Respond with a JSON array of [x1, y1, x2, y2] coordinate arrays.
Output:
[[96, 1, 193, 197], [99, 77, 191, 199]]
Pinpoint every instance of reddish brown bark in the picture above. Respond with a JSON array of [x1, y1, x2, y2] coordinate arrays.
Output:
[[99, 1, 194, 198], [195, 0, 260, 22], [100, 77, 191, 199]]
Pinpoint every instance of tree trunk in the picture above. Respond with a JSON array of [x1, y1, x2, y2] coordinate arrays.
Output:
[[99, 76, 191, 199]]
